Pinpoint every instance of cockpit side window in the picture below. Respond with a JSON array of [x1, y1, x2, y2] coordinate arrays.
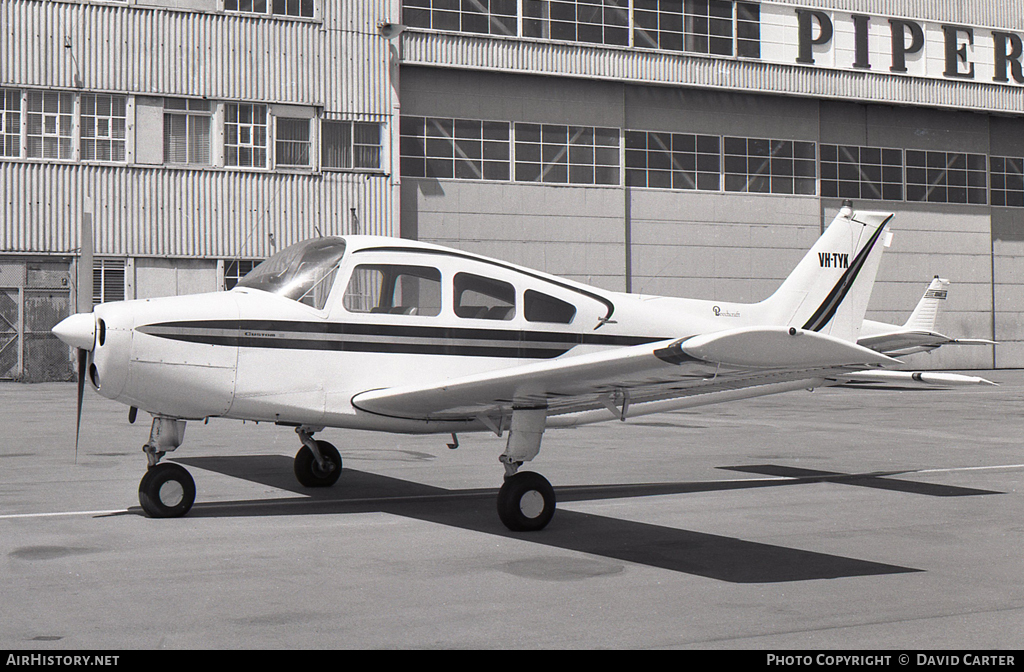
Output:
[[454, 273, 515, 320], [524, 290, 577, 324], [235, 238, 346, 310], [342, 264, 442, 316]]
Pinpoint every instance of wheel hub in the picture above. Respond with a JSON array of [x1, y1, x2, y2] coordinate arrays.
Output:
[[519, 489, 545, 519], [158, 480, 184, 507]]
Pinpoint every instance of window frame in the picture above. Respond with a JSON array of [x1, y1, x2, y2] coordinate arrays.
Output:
[[223, 102, 269, 170], [79, 93, 128, 164], [819, 144, 904, 202], [223, 0, 316, 20], [163, 98, 212, 167], [514, 122, 620, 185], [400, 115, 511, 181], [322, 120, 385, 173], [26, 90, 74, 161], [904, 150, 987, 205], [991, 156, 1024, 208]]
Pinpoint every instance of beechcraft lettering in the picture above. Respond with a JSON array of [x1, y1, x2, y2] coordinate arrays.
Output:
[[52, 200, 995, 532], [819, 252, 849, 269]]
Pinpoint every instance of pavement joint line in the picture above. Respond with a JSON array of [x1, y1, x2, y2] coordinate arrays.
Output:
[[0, 509, 128, 520]]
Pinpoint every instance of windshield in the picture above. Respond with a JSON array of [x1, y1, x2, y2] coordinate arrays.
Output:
[[235, 237, 347, 310]]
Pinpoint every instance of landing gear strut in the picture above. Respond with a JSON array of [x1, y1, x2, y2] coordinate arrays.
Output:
[[293, 426, 342, 487], [496, 409, 556, 532], [138, 416, 196, 518]]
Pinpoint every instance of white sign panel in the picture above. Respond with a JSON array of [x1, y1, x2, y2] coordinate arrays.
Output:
[[759, 3, 1024, 86]]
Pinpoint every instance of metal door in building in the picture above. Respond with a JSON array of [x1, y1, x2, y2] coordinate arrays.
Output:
[[0, 258, 73, 382]]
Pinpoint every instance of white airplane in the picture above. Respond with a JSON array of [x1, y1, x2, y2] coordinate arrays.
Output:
[[859, 276, 997, 357], [51, 201, 993, 530]]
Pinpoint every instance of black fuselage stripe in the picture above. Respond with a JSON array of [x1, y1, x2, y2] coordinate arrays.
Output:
[[158, 333, 567, 358], [138, 320, 660, 346], [137, 321, 666, 359]]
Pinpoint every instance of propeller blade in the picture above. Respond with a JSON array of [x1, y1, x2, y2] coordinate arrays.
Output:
[[75, 347, 87, 462]]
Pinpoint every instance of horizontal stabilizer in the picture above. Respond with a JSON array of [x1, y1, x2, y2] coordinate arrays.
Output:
[[859, 329, 996, 356], [836, 370, 998, 386], [680, 326, 900, 369]]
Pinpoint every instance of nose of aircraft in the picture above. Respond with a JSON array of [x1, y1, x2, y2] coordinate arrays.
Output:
[[52, 312, 96, 352]]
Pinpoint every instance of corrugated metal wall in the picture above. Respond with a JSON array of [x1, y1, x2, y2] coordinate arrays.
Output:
[[1, 164, 394, 257], [0, 0, 399, 259], [0, 0, 397, 111]]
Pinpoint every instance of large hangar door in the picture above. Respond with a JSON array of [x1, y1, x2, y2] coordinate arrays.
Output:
[[0, 258, 73, 382]]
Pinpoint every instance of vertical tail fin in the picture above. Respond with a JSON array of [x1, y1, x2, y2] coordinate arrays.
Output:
[[904, 276, 949, 331], [757, 203, 893, 343]]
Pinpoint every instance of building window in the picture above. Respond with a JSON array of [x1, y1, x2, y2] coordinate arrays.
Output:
[[633, 0, 759, 57], [26, 91, 73, 160], [723, 136, 815, 195], [224, 103, 267, 168], [224, 0, 314, 18], [404, 0, 517, 36], [224, 259, 262, 290], [991, 156, 1024, 208], [401, 116, 511, 180], [164, 98, 211, 166], [80, 94, 126, 162], [523, 0, 629, 47], [1, 89, 21, 158], [905, 151, 987, 204], [276, 117, 311, 167], [820, 145, 904, 201], [514, 123, 619, 185], [323, 121, 383, 171], [735, 1, 760, 58], [93, 259, 126, 304], [625, 130, 720, 190]]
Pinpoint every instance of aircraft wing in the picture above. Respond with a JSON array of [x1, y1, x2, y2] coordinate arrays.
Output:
[[352, 326, 898, 422]]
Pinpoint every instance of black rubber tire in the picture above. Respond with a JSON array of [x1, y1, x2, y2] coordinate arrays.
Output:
[[497, 471, 556, 532], [294, 440, 343, 487], [139, 462, 196, 518]]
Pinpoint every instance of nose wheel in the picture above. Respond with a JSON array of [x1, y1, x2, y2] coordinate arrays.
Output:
[[139, 462, 196, 518]]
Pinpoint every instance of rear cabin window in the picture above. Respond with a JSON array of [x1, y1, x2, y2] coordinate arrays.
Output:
[[454, 273, 515, 320], [342, 264, 442, 316], [524, 290, 577, 324]]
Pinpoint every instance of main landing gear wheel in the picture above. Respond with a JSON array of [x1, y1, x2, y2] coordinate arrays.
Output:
[[138, 462, 196, 518], [294, 440, 343, 487], [497, 471, 556, 532]]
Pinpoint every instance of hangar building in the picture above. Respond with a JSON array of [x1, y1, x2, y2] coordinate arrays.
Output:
[[1, 0, 1022, 380]]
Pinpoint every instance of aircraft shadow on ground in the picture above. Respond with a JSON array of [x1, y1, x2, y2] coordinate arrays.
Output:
[[162, 455, 995, 583]]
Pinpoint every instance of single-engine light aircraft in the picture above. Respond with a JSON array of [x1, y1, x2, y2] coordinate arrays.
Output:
[[52, 201, 994, 530]]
